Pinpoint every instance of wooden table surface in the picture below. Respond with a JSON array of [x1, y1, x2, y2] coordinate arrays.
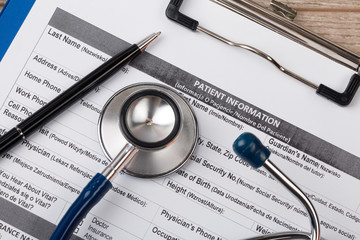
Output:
[[0, 0, 359, 55]]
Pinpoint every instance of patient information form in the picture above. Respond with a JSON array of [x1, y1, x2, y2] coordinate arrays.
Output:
[[0, 1, 359, 239]]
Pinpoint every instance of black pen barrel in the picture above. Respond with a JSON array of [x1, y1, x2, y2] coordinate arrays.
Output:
[[0, 44, 140, 154], [0, 128, 24, 154], [18, 44, 140, 134]]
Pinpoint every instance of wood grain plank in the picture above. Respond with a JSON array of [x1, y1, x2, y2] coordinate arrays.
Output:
[[256, 0, 360, 9], [253, 0, 360, 55], [296, 12, 360, 54]]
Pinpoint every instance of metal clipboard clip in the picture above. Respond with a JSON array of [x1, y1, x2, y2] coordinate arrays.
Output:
[[166, 0, 360, 106]]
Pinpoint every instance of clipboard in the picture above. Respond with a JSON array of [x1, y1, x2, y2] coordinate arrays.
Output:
[[0, 0, 358, 239], [166, 0, 360, 106], [2, 0, 359, 105], [0, 0, 36, 61]]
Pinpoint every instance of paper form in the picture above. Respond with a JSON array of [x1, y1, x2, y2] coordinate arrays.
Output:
[[0, 0, 360, 239]]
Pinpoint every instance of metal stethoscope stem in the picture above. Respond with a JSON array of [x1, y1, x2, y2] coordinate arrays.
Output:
[[101, 143, 138, 181], [243, 160, 320, 240], [263, 160, 320, 240], [244, 160, 320, 240]]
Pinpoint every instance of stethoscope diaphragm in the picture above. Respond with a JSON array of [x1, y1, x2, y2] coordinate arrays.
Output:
[[98, 83, 198, 178]]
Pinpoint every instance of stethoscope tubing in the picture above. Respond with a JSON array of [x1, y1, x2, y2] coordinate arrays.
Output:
[[51, 96, 321, 240], [50, 173, 112, 240], [50, 82, 196, 239], [50, 143, 137, 240]]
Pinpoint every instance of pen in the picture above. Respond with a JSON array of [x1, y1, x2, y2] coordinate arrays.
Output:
[[0, 32, 161, 155]]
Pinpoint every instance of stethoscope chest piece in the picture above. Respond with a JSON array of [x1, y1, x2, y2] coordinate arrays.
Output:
[[98, 83, 198, 178]]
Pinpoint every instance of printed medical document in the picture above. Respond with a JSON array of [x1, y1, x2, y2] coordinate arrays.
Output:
[[0, 0, 360, 239]]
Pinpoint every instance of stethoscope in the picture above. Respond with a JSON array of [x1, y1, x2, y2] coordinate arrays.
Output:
[[50, 83, 321, 240]]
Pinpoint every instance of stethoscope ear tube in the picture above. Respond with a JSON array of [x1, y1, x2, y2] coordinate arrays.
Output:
[[50, 174, 112, 240], [233, 132, 321, 240]]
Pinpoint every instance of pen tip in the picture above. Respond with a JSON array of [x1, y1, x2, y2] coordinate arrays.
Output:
[[137, 32, 161, 51]]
